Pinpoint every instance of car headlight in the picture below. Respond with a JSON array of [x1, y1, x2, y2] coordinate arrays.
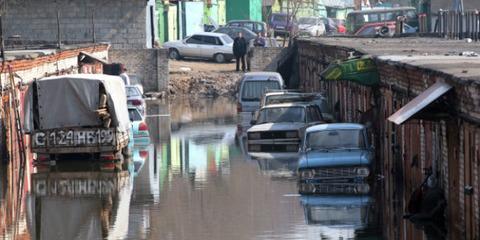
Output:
[[299, 169, 314, 179], [248, 132, 261, 140], [356, 167, 370, 176], [355, 184, 370, 194], [285, 131, 298, 138]]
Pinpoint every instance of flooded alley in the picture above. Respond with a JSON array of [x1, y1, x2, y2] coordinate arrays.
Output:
[[1, 97, 383, 240]]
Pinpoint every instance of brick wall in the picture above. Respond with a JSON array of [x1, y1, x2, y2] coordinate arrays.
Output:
[[108, 49, 169, 92], [4, 0, 147, 49], [7, 44, 109, 83], [297, 39, 480, 239]]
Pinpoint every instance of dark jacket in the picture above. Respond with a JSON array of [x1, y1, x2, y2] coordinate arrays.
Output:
[[233, 37, 247, 57]]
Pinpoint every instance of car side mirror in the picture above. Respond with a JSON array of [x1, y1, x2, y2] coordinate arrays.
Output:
[[182, 39, 187, 44], [250, 119, 256, 125]]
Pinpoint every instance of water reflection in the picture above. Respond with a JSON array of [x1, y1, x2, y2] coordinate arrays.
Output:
[[28, 172, 132, 240], [1, 97, 388, 240]]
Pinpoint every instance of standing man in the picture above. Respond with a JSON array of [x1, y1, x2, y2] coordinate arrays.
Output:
[[233, 32, 247, 72]]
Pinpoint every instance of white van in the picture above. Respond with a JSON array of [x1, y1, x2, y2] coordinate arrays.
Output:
[[236, 72, 284, 133]]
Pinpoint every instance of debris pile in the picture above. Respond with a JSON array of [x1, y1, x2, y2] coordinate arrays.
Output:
[[168, 61, 242, 98]]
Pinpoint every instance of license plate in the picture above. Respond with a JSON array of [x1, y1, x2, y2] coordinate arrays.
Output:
[[33, 128, 115, 148]]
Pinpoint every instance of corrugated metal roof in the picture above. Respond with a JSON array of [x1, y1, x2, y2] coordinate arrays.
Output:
[[388, 81, 453, 125]]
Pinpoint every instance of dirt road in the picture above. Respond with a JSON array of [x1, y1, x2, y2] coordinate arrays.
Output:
[[168, 59, 243, 98]]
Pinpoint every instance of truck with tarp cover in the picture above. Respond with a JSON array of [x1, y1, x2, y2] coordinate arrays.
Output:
[[23, 74, 131, 171]]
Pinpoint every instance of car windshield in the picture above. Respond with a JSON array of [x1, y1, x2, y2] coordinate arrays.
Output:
[[307, 129, 365, 150], [222, 35, 233, 44], [126, 87, 141, 97], [257, 107, 305, 123], [298, 17, 317, 25], [241, 80, 280, 101], [128, 109, 142, 121], [273, 14, 287, 22]]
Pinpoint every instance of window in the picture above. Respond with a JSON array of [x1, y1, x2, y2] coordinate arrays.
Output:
[[257, 107, 305, 124], [229, 22, 241, 27], [307, 129, 365, 150], [186, 35, 204, 44], [243, 23, 255, 31], [126, 87, 141, 97], [222, 35, 233, 44], [128, 108, 142, 121], [306, 106, 322, 123], [241, 81, 281, 101], [256, 23, 265, 32], [203, 36, 219, 45]]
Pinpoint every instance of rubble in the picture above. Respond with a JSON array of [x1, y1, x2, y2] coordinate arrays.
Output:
[[168, 60, 243, 99]]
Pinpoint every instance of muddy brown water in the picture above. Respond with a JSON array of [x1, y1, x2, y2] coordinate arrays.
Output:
[[1, 97, 384, 240]]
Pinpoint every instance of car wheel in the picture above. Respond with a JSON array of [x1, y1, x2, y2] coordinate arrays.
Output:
[[169, 48, 180, 60], [214, 53, 226, 63]]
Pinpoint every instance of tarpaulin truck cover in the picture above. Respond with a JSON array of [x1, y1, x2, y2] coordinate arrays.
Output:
[[23, 74, 130, 133]]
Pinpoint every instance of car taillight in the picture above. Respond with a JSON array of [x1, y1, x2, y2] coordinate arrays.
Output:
[[139, 122, 148, 131], [100, 154, 115, 161], [37, 154, 49, 162], [139, 150, 148, 158], [237, 103, 242, 113], [131, 99, 142, 106]]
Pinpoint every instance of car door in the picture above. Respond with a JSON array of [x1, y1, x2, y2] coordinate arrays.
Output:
[[183, 35, 204, 57], [201, 36, 223, 57]]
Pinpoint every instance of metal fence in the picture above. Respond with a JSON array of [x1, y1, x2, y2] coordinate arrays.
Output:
[[436, 10, 480, 41]]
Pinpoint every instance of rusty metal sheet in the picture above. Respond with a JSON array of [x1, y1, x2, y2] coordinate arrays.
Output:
[[388, 82, 452, 125]]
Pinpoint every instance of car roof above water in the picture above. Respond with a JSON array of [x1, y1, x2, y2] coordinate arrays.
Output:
[[242, 72, 283, 81], [261, 102, 313, 109], [306, 123, 365, 133]]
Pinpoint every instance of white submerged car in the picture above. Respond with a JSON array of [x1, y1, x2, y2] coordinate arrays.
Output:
[[296, 17, 326, 37], [163, 32, 234, 63]]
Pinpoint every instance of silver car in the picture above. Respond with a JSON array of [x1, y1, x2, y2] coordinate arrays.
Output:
[[163, 32, 234, 63]]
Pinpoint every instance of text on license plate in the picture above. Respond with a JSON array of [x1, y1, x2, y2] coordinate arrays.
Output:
[[33, 129, 114, 147]]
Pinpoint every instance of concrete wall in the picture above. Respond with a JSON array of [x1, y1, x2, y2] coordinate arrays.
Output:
[[4, 0, 148, 49], [250, 47, 284, 71], [109, 49, 169, 92]]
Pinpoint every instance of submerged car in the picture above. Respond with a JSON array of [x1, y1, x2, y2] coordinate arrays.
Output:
[[214, 26, 257, 42], [236, 72, 284, 134], [163, 32, 234, 63], [126, 85, 146, 116], [260, 91, 335, 122], [247, 102, 325, 158], [128, 107, 150, 145], [297, 123, 374, 184]]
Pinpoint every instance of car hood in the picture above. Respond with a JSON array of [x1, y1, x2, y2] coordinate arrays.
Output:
[[247, 122, 305, 132], [298, 24, 315, 29], [299, 149, 371, 168]]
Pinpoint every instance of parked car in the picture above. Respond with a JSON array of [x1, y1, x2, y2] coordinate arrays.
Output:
[[24, 74, 131, 171], [260, 91, 335, 122], [214, 26, 257, 42], [269, 12, 295, 37], [247, 102, 325, 158], [226, 20, 267, 35], [296, 16, 326, 37], [128, 107, 150, 145], [236, 72, 284, 134], [297, 123, 374, 184], [126, 85, 146, 116], [163, 32, 234, 63], [128, 74, 144, 94]]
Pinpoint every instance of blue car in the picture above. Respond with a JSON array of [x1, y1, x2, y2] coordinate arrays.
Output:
[[297, 123, 374, 184]]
